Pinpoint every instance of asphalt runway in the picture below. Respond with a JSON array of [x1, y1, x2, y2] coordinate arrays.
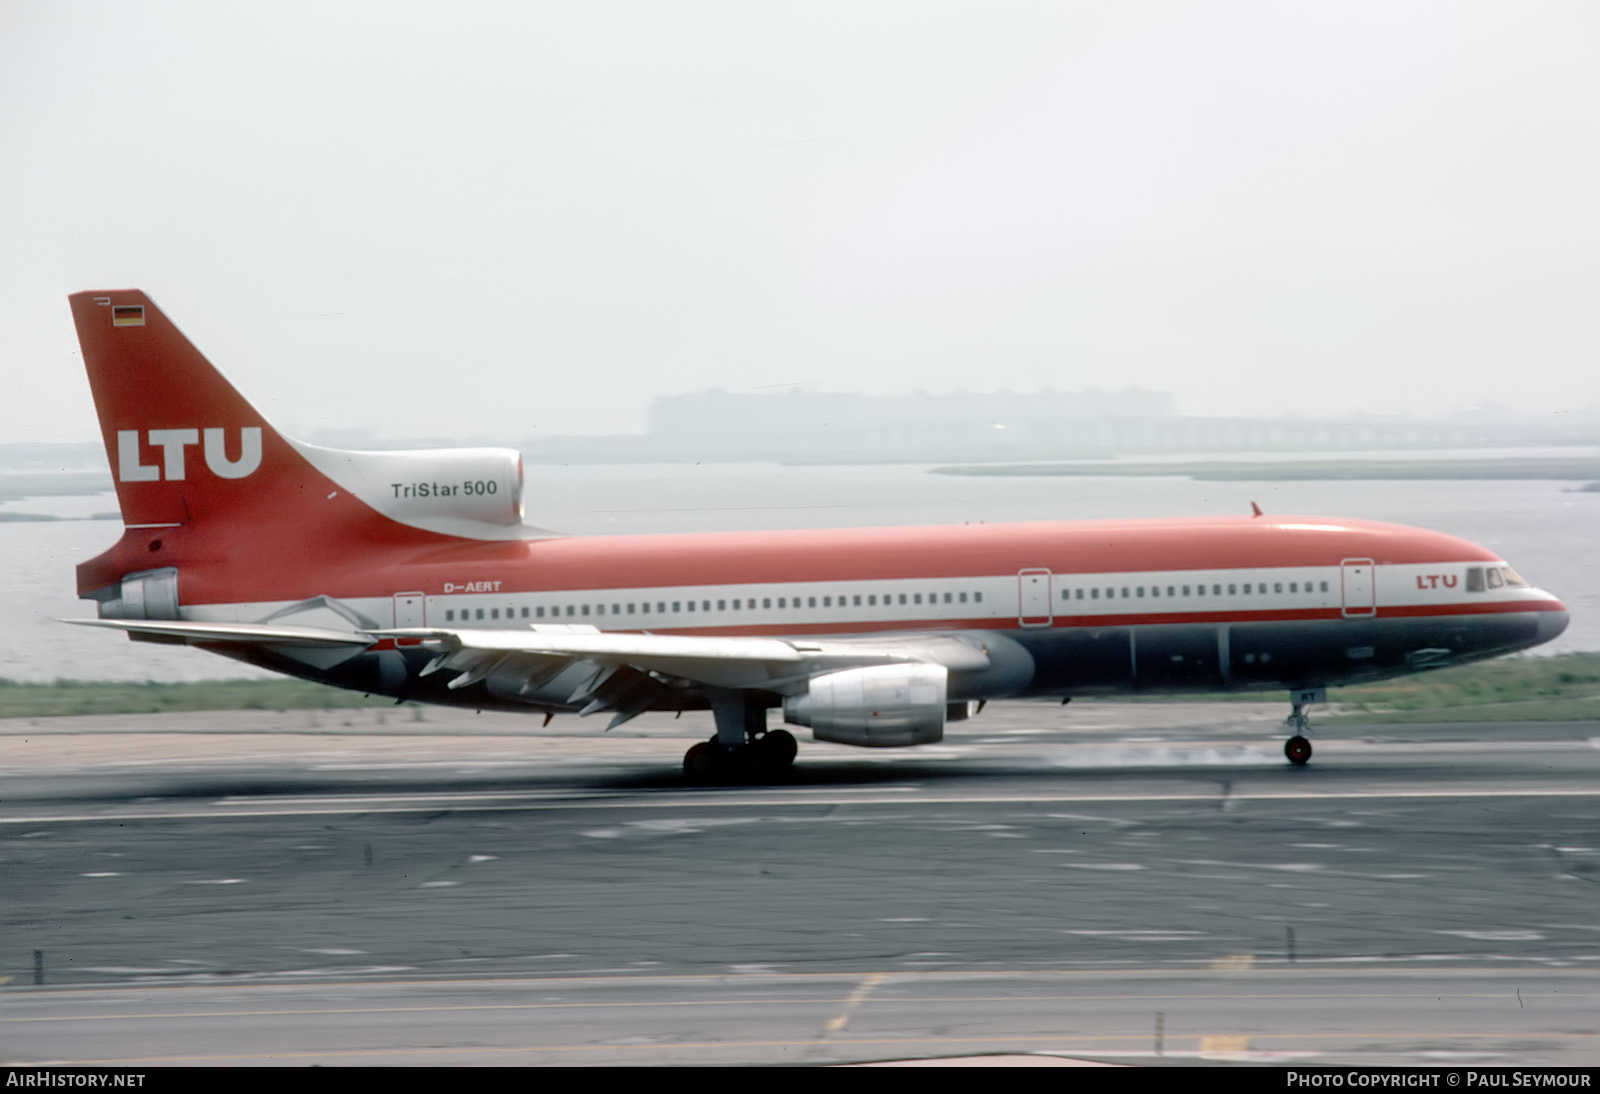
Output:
[[2, 702, 1598, 1067]]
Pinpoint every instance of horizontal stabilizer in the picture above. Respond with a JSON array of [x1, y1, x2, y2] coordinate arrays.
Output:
[[65, 618, 375, 648]]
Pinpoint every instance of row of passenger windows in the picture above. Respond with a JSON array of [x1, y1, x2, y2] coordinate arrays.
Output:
[[441, 589, 985, 624], [1062, 580, 1331, 601]]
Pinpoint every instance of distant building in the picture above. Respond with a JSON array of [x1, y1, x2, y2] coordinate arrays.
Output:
[[501, 389, 1600, 464]]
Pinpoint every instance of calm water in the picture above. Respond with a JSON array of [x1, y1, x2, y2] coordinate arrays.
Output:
[[2, 464, 1595, 681]]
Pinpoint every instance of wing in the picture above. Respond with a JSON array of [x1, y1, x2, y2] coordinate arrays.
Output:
[[66, 617, 994, 730], [374, 624, 994, 729]]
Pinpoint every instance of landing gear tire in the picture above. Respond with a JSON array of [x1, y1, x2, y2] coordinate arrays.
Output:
[[1284, 735, 1313, 766], [684, 741, 723, 781], [684, 729, 798, 784], [755, 729, 797, 774]]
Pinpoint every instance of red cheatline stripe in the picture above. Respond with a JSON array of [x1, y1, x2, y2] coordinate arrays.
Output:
[[323, 602, 1556, 643], [1376, 600, 1564, 618]]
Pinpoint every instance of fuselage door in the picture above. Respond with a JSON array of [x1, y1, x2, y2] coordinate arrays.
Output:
[[393, 591, 426, 628], [1018, 568, 1053, 628], [1340, 559, 1375, 618]]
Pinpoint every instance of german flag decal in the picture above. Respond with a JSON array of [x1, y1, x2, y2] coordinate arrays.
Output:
[[112, 305, 145, 327]]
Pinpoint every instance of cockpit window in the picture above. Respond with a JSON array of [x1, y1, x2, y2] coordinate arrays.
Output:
[[1466, 567, 1485, 592], [1502, 566, 1527, 587], [1486, 567, 1504, 589]]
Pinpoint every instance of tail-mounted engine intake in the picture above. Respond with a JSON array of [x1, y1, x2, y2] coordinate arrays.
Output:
[[783, 663, 948, 747], [89, 567, 180, 621]]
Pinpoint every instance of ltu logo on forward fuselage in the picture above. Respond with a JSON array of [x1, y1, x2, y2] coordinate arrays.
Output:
[[117, 428, 263, 481]]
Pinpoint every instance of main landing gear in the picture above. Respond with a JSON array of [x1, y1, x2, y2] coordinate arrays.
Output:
[[683, 689, 797, 783], [1283, 687, 1325, 766]]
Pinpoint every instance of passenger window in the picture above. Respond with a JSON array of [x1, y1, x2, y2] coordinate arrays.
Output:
[[958, 592, 967, 603], [1228, 585, 1236, 595], [674, 601, 683, 612], [717, 600, 726, 610], [914, 594, 922, 604], [642, 603, 650, 614], [898, 594, 907, 605], [1274, 583, 1282, 594], [1121, 588, 1129, 599], [975, 591, 983, 603], [1213, 585, 1222, 595], [1183, 585, 1191, 596], [445, 609, 455, 622], [870, 595, 878, 606], [1075, 589, 1083, 600], [1137, 587, 1145, 598], [856, 595, 864, 606], [943, 593, 952, 604], [1091, 588, 1100, 599], [1196, 586, 1204, 596], [1319, 582, 1328, 593], [476, 608, 485, 620]]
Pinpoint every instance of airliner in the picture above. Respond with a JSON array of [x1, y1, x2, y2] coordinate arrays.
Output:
[[66, 291, 1570, 778]]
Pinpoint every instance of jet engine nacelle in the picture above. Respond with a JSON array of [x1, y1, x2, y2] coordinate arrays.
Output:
[[783, 663, 948, 747], [91, 566, 180, 621], [300, 444, 526, 528]]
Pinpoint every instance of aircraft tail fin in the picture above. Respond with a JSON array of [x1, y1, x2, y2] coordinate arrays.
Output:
[[70, 291, 542, 605], [70, 290, 288, 530]]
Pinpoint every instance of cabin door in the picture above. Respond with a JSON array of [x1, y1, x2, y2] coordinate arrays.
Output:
[[1340, 559, 1375, 618], [393, 591, 426, 628], [1018, 568, 1053, 627]]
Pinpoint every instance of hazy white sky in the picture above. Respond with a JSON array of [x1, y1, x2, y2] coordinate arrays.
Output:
[[3, 1, 1598, 443]]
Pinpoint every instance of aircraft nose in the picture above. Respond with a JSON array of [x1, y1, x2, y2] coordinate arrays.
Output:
[[1537, 601, 1569, 644]]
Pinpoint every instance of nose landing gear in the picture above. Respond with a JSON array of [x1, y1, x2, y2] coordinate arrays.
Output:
[[1283, 687, 1324, 766]]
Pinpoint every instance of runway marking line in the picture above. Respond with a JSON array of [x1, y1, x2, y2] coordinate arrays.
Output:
[[823, 973, 885, 1033], [7, 964, 1597, 1001], [5, 990, 1581, 1025], [11, 1029, 1598, 1066], [6, 784, 1600, 825]]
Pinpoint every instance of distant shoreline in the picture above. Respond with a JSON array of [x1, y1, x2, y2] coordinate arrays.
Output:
[[933, 456, 1600, 482], [0, 512, 118, 523]]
